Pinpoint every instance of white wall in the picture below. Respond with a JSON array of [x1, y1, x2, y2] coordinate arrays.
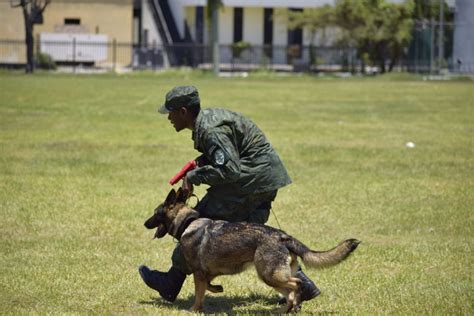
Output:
[[181, 0, 335, 7], [142, 0, 162, 46], [185, 6, 196, 40], [273, 10, 287, 46], [169, 0, 186, 37], [177, 0, 438, 48], [243, 7, 263, 45], [180, 0, 455, 7], [219, 7, 234, 45]]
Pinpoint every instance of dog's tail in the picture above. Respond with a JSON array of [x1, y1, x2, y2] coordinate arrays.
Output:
[[285, 238, 360, 269]]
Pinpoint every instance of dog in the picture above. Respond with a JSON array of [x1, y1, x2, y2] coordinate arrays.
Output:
[[144, 188, 360, 313]]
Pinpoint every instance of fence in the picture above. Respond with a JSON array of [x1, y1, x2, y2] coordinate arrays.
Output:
[[0, 39, 462, 73], [0, 39, 359, 72]]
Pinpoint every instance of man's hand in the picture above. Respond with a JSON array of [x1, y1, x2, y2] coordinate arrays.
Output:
[[182, 175, 193, 192], [169, 160, 197, 185]]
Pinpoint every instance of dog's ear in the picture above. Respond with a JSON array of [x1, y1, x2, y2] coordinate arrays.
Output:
[[175, 187, 185, 203], [185, 184, 193, 199], [176, 187, 193, 203], [164, 189, 177, 205]]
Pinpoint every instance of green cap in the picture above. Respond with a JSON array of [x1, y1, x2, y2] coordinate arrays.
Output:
[[158, 86, 200, 114]]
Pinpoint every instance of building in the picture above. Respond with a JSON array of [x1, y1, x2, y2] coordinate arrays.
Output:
[[453, 0, 474, 73], [135, 0, 338, 67], [1, 0, 469, 73], [0, 0, 134, 67]]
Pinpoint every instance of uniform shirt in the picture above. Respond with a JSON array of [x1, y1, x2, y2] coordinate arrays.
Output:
[[186, 108, 292, 197]]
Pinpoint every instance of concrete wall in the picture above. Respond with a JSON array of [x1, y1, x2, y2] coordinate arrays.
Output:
[[0, 3, 24, 40]]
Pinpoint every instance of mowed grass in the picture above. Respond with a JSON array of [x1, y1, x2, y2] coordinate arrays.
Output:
[[0, 71, 472, 314]]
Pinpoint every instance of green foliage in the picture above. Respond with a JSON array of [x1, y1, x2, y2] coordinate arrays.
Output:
[[0, 72, 472, 314], [280, 0, 415, 73], [286, 44, 301, 64], [334, 0, 415, 73], [413, 0, 453, 21], [286, 5, 334, 35], [35, 52, 56, 70], [205, 0, 223, 20], [280, 5, 335, 50], [231, 41, 251, 58], [284, 6, 335, 65]]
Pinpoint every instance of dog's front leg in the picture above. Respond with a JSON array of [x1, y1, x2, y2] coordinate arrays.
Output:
[[189, 272, 207, 312]]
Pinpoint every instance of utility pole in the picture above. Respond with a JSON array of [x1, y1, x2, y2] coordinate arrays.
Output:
[[438, 0, 445, 70], [430, 18, 435, 74], [212, 6, 219, 76]]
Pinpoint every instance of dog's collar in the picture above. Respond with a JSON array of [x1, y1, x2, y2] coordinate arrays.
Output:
[[170, 212, 200, 240]]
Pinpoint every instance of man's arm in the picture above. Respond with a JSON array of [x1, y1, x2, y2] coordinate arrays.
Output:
[[186, 126, 241, 186]]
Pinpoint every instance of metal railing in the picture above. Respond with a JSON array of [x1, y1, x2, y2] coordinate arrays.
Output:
[[0, 39, 464, 73], [0, 39, 358, 72]]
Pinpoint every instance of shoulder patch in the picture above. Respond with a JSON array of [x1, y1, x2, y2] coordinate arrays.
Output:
[[213, 148, 227, 166]]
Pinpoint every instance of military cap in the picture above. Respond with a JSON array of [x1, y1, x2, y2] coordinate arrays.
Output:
[[158, 85, 200, 114]]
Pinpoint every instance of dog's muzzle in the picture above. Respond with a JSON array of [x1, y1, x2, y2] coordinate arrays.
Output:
[[153, 224, 167, 238]]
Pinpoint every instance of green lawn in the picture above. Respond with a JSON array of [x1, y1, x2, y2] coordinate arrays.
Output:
[[0, 71, 472, 314]]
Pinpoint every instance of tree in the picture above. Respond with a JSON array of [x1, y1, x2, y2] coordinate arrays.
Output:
[[334, 0, 414, 73], [285, 6, 335, 65], [413, 0, 453, 21], [382, 1, 415, 71], [411, 0, 454, 65], [11, 0, 51, 73]]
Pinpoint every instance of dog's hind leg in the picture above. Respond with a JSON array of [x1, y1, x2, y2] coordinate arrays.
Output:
[[190, 272, 207, 312], [290, 254, 302, 311], [255, 245, 302, 312], [273, 278, 300, 313]]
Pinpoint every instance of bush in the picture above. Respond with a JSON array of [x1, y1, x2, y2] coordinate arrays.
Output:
[[231, 41, 251, 58], [36, 52, 56, 70]]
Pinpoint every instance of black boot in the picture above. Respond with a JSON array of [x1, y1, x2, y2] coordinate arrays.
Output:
[[296, 268, 321, 301], [278, 267, 320, 304], [138, 265, 186, 302]]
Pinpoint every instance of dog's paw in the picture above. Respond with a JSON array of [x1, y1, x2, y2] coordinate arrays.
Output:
[[294, 302, 302, 313], [189, 304, 203, 312], [275, 303, 293, 314]]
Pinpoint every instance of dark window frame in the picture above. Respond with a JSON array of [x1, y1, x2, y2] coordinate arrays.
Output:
[[64, 18, 81, 25], [233, 7, 243, 43], [263, 8, 273, 45], [263, 8, 273, 58]]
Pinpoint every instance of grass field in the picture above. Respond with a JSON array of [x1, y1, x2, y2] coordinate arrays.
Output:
[[0, 70, 472, 314]]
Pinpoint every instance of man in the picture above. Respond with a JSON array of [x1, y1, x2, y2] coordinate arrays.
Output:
[[139, 85, 319, 304]]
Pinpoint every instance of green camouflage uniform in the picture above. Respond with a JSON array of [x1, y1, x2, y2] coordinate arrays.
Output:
[[172, 108, 292, 274]]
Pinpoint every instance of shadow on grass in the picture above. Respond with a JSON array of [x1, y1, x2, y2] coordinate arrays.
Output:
[[139, 292, 279, 314]]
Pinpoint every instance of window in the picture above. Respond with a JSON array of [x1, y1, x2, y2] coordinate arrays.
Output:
[[287, 8, 303, 59], [263, 8, 273, 45], [195, 6, 204, 43], [64, 18, 80, 25], [287, 9, 302, 46], [233, 7, 243, 43], [263, 8, 273, 58]]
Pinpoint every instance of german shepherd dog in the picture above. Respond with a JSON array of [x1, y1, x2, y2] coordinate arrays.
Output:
[[144, 188, 360, 313]]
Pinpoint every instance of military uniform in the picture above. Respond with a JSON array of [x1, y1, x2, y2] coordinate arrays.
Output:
[[172, 108, 292, 273], [189, 108, 291, 219]]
